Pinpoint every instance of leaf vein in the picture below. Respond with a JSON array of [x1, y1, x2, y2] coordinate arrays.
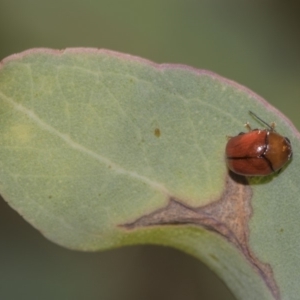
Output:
[[0, 92, 170, 196]]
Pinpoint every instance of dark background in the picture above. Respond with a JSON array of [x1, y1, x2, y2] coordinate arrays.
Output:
[[1, 1, 299, 299]]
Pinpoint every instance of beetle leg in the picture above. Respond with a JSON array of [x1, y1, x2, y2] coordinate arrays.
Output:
[[270, 122, 276, 130], [226, 135, 233, 140], [244, 122, 252, 131]]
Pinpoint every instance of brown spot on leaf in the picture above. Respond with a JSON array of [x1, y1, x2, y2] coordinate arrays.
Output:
[[121, 171, 280, 299], [154, 128, 161, 137]]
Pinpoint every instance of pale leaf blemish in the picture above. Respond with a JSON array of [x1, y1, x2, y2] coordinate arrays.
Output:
[[9, 124, 33, 144]]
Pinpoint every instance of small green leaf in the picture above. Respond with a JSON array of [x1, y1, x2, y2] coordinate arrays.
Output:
[[0, 49, 299, 300]]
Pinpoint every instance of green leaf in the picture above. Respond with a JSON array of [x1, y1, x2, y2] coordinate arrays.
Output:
[[0, 49, 299, 300]]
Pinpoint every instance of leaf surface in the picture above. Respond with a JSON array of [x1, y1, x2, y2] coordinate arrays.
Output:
[[0, 49, 299, 300]]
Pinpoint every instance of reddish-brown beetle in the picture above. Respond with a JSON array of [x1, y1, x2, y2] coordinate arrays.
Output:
[[225, 111, 292, 176]]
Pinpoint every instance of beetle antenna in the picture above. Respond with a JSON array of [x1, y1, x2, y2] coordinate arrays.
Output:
[[249, 111, 273, 130]]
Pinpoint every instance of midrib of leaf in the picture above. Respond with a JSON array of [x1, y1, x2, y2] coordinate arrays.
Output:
[[0, 90, 170, 196]]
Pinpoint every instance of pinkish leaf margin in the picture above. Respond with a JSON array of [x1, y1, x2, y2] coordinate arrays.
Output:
[[1, 47, 299, 139]]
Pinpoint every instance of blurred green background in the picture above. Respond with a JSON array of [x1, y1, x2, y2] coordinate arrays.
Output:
[[0, 1, 299, 299]]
